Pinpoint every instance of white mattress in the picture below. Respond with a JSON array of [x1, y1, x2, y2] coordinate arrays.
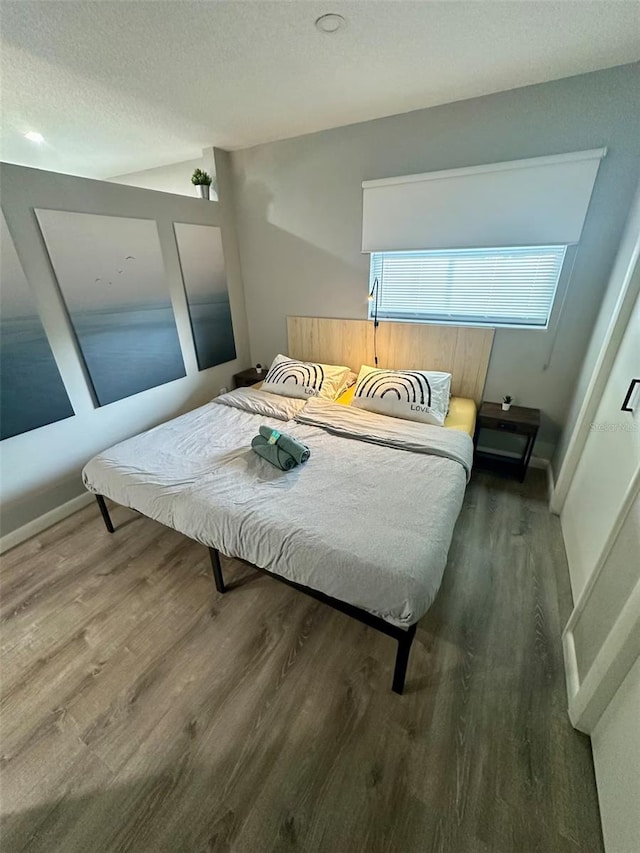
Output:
[[83, 389, 472, 628]]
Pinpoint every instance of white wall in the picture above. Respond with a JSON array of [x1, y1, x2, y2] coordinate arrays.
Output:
[[229, 64, 640, 464], [591, 654, 640, 853], [0, 151, 249, 536], [108, 157, 208, 198]]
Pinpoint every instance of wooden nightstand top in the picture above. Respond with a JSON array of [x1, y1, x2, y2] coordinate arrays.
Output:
[[478, 401, 540, 428], [233, 367, 266, 388], [234, 367, 264, 381]]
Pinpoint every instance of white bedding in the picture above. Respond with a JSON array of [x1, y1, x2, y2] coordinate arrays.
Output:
[[82, 389, 472, 628]]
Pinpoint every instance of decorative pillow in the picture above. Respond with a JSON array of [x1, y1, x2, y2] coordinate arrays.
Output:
[[351, 364, 451, 426], [261, 354, 351, 401]]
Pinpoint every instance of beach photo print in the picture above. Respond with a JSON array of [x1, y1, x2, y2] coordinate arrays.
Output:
[[35, 210, 186, 407]]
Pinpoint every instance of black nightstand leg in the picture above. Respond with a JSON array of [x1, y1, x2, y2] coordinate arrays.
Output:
[[520, 434, 536, 482]]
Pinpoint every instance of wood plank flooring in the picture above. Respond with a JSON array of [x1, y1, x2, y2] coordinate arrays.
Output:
[[0, 471, 603, 852]]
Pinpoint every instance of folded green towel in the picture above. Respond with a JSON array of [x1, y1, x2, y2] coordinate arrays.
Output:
[[251, 435, 297, 471], [258, 426, 310, 464]]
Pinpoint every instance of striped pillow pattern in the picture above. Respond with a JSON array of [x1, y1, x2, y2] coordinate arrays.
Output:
[[351, 365, 451, 426], [262, 354, 351, 401]]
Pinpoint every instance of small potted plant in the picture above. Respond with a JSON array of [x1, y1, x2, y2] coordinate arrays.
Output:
[[502, 395, 513, 412], [191, 168, 213, 200]]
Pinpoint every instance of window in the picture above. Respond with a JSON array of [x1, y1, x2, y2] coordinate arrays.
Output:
[[369, 245, 567, 329]]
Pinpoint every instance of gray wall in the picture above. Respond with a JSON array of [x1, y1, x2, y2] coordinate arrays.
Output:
[[0, 153, 250, 535], [108, 157, 207, 198], [229, 63, 640, 463]]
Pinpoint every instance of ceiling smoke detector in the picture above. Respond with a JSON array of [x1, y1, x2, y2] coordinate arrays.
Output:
[[315, 13, 346, 34]]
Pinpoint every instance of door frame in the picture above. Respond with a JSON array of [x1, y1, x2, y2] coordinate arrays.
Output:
[[562, 469, 640, 733]]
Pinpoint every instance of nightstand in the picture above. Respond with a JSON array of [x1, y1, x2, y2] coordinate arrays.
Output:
[[473, 402, 540, 482], [233, 367, 265, 389]]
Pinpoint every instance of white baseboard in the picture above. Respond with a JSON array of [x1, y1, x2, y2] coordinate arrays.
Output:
[[542, 458, 556, 510], [0, 492, 94, 555], [530, 455, 556, 509], [529, 455, 548, 471]]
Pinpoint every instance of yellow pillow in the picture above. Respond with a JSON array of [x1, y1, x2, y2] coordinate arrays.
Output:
[[445, 397, 477, 437], [336, 384, 356, 405]]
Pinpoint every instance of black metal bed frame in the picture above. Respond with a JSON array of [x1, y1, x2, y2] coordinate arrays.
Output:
[[95, 494, 416, 694]]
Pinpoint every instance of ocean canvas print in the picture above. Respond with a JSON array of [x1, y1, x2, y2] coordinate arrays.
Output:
[[1, 213, 74, 440], [174, 223, 236, 370], [35, 210, 186, 407]]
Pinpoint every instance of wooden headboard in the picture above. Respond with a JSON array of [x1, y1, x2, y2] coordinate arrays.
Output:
[[287, 317, 494, 405]]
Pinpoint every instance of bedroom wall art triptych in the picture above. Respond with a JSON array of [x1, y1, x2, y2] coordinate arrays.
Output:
[[0, 209, 237, 440], [0, 213, 74, 440]]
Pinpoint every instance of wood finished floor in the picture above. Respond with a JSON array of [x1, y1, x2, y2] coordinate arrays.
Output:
[[1, 471, 603, 853]]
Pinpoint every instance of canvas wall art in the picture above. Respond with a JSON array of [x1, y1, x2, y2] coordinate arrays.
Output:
[[35, 210, 186, 406], [1, 212, 74, 440], [174, 223, 236, 370]]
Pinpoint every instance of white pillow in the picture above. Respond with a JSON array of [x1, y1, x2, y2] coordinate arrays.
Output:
[[261, 354, 351, 401], [351, 364, 451, 426], [337, 370, 359, 397]]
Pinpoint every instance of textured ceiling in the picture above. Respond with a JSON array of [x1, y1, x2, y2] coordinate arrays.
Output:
[[1, 0, 639, 179]]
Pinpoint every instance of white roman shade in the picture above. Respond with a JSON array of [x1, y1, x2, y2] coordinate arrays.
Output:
[[361, 149, 606, 252]]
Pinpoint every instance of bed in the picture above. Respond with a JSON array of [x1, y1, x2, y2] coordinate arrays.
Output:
[[83, 318, 494, 693]]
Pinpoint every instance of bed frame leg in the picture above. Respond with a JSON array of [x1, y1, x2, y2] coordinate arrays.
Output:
[[392, 624, 417, 695], [95, 494, 114, 534], [209, 548, 226, 593]]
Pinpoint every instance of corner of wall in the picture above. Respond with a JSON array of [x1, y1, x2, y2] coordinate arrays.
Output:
[[214, 147, 252, 367]]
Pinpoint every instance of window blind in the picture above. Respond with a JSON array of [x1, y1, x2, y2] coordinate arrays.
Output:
[[362, 149, 606, 252], [370, 245, 567, 328]]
